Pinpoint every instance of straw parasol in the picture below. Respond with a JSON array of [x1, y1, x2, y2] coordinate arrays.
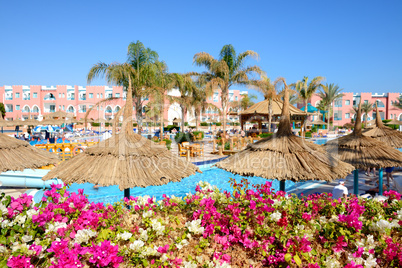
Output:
[[0, 115, 59, 172], [46, 111, 73, 119], [216, 81, 355, 191], [385, 119, 402, 126], [8, 118, 25, 127], [42, 79, 200, 198], [40, 118, 64, 125], [173, 118, 181, 123], [23, 118, 41, 126], [362, 104, 402, 148], [324, 102, 402, 194], [305, 119, 327, 126]]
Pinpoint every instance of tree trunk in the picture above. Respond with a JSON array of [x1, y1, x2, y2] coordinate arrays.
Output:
[[160, 98, 164, 139], [195, 111, 199, 131], [136, 98, 142, 134], [327, 104, 330, 131], [268, 98, 272, 132], [222, 101, 227, 134], [180, 104, 185, 132]]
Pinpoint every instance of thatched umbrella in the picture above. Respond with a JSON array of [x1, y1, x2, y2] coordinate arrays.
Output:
[[324, 102, 402, 195], [216, 82, 355, 191], [23, 118, 41, 126], [362, 104, 402, 148], [306, 119, 327, 126], [40, 118, 63, 125], [46, 111, 73, 119], [42, 79, 200, 198], [385, 119, 402, 126], [0, 115, 59, 172]]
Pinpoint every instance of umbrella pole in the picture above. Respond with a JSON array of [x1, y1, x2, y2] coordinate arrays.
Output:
[[279, 181, 285, 192], [353, 169, 359, 195], [124, 188, 130, 199], [378, 168, 383, 195]]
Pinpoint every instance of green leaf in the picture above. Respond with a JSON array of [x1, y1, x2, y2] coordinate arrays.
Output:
[[284, 253, 292, 263], [0, 236, 6, 245], [294, 255, 302, 266]]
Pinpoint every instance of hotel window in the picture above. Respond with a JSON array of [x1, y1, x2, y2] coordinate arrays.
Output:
[[115, 93, 120, 98], [89, 93, 93, 98], [59, 93, 61, 98], [364, 100, 368, 104], [345, 100, 350, 105], [97, 94, 99, 98], [107, 93, 113, 98], [33, 92, 37, 98], [62, 93, 65, 98], [345, 113, 350, 119], [213, 93, 219, 102], [63, 105, 65, 110], [334, 99, 342, 107], [16, 105, 20, 110], [100, 93, 103, 98], [15, 92, 20, 98], [59, 105, 61, 110], [391, 114, 393, 119], [235, 96, 238, 101]]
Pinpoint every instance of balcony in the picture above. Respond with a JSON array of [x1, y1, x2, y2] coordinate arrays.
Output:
[[79, 97, 86, 101], [67, 97, 75, 100], [5, 97, 13, 100], [44, 97, 56, 101], [334, 117, 342, 121], [23, 97, 30, 100]]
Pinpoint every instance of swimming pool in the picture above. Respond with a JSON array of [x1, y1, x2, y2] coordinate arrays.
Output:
[[60, 164, 308, 204], [29, 138, 333, 204]]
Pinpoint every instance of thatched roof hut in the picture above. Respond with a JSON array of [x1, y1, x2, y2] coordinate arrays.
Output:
[[324, 102, 402, 169], [216, 82, 355, 185], [0, 115, 59, 172], [43, 79, 200, 193], [385, 119, 402, 126], [362, 104, 402, 148]]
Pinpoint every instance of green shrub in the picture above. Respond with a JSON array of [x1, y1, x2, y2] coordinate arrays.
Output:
[[174, 133, 193, 143], [184, 122, 188, 126], [257, 133, 273, 138], [200, 122, 208, 126], [343, 123, 354, 129], [164, 125, 180, 132], [215, 122, 222, 126], [193, 131, 204, 139], [151, 138, 173, 150], [305, 132, 312, 138], [383, 120, 399, 130]]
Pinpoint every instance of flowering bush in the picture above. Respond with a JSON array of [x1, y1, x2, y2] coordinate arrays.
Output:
[[0, 180, 401, 267]]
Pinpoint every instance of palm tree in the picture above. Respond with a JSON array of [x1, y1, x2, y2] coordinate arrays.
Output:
[[392, 95, 402, 109], [193, 44, 264, 133], [316, 83, 344, 130], [252, 76, 277, 132], [0, 103, 6, 119], [151, 60, 174, 136], [170, 73, 196, 129], [292, 76, 325, 135], [87, 62, 135, 125], [361, 101, 374, 127], [127, 41, 160, 132], [87, 62, 135, 131], [190, 82, 218, 131]]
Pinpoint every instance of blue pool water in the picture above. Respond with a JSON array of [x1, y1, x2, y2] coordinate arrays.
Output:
[[31, 138, 337, 204], [64, 164, 307, 204]]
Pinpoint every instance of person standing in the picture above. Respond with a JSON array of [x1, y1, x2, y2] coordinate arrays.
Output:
[[332, 180, 348, 199], [385, 167, 395, 187]]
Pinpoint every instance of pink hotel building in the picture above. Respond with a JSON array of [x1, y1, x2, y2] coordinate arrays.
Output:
[[306, 92, 402, 126], [0, 85, 247, 123]]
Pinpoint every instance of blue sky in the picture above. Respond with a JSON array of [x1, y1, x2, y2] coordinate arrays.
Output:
[[0, 0, 401, 101]]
